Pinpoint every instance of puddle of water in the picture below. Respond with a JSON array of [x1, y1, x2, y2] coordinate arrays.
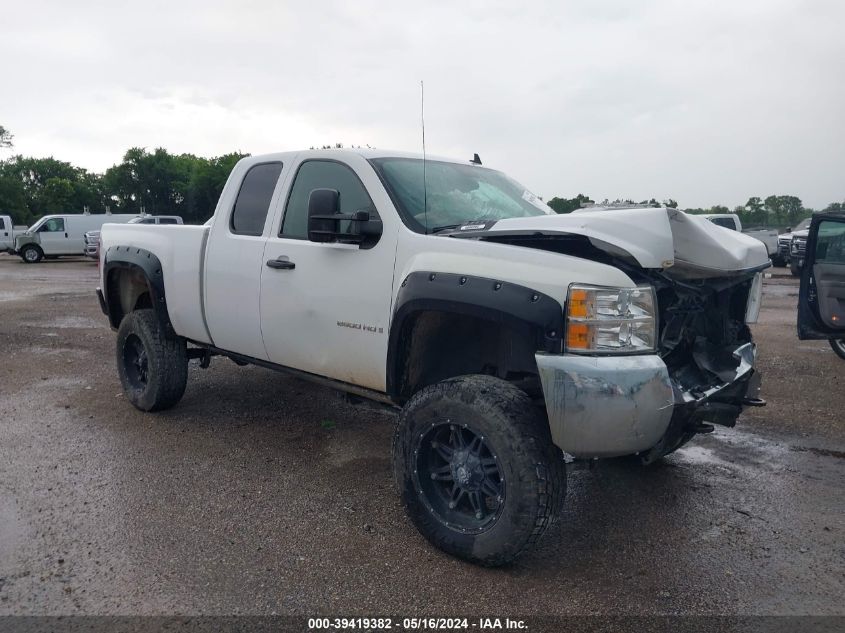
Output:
[[675, 445, 720, 465], [674, 444, 740, 470]]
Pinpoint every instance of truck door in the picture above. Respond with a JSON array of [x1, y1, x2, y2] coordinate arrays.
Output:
[[798, 213, 845, 344], [259, 157, 397, 391], [0, 217, 10, 251], [203, 161, 286, 361], [37, 217, 71, 254]]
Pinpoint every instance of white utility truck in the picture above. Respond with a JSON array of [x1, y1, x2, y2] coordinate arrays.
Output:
[[701, 213, 781, 265], [15, 213, 140, 263], [98, 149, 769, 565], [0, 214, 28, 254]]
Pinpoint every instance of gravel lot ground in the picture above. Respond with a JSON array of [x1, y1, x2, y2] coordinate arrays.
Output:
[[0, 255, 842, 617]]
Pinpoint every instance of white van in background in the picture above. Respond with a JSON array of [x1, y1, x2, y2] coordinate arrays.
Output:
[[0, 215, 28, 254], [14, 213, 140, 263]]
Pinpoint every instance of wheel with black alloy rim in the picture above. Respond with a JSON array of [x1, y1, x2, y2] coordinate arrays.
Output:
[[414, 421, 506, 532], [393, 375, 566, 566], [116, 309, 187, 411]]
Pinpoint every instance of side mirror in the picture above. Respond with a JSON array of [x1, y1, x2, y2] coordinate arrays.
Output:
[[307, 188, 382, 246], [307, 188, 340, 243]]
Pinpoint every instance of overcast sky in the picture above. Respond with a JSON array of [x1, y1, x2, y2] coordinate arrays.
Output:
[[1, 0, 843, 209]]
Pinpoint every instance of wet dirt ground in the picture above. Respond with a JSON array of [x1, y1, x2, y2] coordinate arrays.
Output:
[[0, 255, 842, 616]]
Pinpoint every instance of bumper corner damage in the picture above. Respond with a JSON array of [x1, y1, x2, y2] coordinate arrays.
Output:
[[536, 342, 761, 460]]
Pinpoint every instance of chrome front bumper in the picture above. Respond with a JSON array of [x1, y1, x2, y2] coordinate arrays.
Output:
[[535, 343, 757, 458]]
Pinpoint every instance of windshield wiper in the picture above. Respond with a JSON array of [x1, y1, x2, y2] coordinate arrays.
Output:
[[429, 224, 462, 234], [429, 217, 495, 235]]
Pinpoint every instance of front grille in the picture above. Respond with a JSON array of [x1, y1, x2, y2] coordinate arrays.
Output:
[[792, 239, 807, 257]]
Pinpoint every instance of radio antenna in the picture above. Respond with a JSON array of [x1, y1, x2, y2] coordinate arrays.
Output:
[[421, 80, 428, 233]]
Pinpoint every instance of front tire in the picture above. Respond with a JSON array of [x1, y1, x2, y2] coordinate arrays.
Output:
[[830, 339, 845, 361], [20, 244, 43, 263], [116, 309, 187, 411], [393, 375, 565, 566], [790, 260, 801, 277]]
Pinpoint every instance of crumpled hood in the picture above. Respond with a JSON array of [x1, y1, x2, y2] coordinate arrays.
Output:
[[479, 208, 770, 278]]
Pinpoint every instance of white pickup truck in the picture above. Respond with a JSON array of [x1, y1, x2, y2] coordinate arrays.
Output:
[[701, 213, 781, 265], [0, 214, 27, 254], [98, 149, 770, 566]]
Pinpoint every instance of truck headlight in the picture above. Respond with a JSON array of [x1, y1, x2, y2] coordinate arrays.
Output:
[[745, 272, 763, 324], [565, 284, 657, 354]]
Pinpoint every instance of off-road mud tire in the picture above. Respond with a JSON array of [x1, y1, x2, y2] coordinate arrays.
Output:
[[116, 309, 187, 411], [393, 375, 565, 566]]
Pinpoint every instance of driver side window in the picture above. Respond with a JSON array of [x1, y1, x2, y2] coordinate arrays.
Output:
[[39, 218, 65, 232], [281, 160, 376, 239]]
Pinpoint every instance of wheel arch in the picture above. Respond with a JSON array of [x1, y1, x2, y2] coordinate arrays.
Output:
[[20, 242, 44, 262], [103, 245, 175, 337], [386, 272, 565, 403]]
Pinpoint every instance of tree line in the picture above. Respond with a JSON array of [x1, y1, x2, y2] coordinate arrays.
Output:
[[0, 145, 246, 226]]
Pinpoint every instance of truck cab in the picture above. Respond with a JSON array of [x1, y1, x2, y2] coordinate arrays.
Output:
[[0, 215, 27, 254], [702, 212, 743, 231]]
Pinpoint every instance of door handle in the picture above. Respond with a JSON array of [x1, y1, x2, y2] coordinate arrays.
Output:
[[266, 256, 295, 270], [65, 232, 68, 238]]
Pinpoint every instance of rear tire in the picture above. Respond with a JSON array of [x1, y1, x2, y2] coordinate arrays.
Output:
[[116, 309, 187, 411], [20, 244, 43, 264], [830, 339, 845, 361], [393, 375, 565, 566]]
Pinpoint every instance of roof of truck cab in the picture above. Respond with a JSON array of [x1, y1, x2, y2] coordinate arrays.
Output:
[[240, 148, 477, 166]]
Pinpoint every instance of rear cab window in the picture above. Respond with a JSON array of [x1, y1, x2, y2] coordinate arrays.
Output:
[[230, 162, 284, 236], [710, 217, 737, 230]]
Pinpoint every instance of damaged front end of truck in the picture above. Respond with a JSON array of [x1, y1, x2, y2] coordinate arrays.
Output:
[[632, 266, 765, 461], [452, 207, 770, 460]]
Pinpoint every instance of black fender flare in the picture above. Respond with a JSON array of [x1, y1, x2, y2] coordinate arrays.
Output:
[[386, 271, 565, 399], [102, 245, 175, 337]]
